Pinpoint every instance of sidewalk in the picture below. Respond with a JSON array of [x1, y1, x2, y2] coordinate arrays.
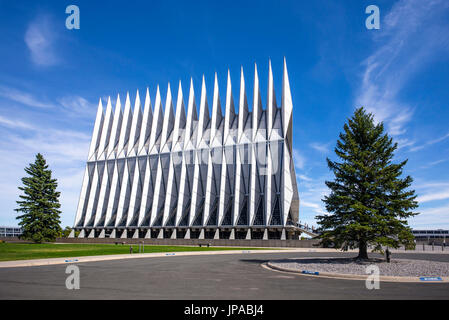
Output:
[[0, 248, 353, 268]]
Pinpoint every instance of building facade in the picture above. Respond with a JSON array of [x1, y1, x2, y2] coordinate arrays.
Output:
[[72, 60, 300, 240], [0, 226, 22, 237], [412, 229, 448, 240]]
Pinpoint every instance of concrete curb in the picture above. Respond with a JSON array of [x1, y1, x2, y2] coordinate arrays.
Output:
[[265, 262, 449, 283]]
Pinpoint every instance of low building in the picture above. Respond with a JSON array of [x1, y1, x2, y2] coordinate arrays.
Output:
[[0, 226, 22, 237], [412, 229, 448, 240]]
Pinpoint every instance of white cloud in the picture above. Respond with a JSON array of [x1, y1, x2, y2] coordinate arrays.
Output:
[[9, 135, 89, 164], [0, 84, 97, 119], [58, 95, 98, 118], [292, 148, 305, 170], [24, 16, 59, 66], [310, 142, 330, 153], [356, 0, 449, 137], [301, 200, 327, 216], [417, 189, 449, 203], [414, 182, 449, 189], [0, 115, 35, 130], [396, 138, 416, 150], [420, 159, 448, 169], [410, 203, 449, 228], [296, 172, 333, 226], [413, 181, 449, 206], [429, 132, 449, 144], [410, 132, 449, 152], [0, 85, 53, 109], [297, 174, 313, 182]]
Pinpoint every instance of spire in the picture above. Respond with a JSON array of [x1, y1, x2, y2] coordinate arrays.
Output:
[[87, 98, 104, 161], [172, 80, 186, 151], [97, 96, 114, 160], [210, 72, 223, 146], [197, 75, 210, 147], [107, 94, 123, 159], [282, 57, 293, 150], [127, 90, 143, 156], [148, 85, 164, 154], [252, 63, 262, 141], [238, 66, 249, 143], [267, 59, 277, 139], [160, 83, 175, 152], [224, 69, 236, 144], [117, 92, 133, 158], [138, 87, 153, 155], [184, 78, 198, 149]]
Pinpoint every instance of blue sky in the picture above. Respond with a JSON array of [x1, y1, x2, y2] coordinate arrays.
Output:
[[0, 0, 448, 229]]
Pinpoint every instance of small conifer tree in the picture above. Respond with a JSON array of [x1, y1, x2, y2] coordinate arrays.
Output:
[[15, 153, 62, 243]]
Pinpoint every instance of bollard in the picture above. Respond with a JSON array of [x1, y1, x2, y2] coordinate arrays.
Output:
[[432, 242, 434, 251]]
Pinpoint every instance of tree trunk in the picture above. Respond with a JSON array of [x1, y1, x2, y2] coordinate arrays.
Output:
[[357, 241, 369, 260]]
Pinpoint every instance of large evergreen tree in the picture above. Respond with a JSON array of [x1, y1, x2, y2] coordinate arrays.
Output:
[[316, 108, 418, 259], [15, 153, 62, 243]]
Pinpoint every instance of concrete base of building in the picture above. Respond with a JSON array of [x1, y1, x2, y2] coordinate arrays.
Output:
[[73, 227, 302, 241], [53, 237, 320, 248]]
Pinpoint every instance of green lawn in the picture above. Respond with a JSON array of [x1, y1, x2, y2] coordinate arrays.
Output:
[[0, 243, 271, 262]]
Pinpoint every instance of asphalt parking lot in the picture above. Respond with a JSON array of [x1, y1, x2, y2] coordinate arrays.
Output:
[[0, 251, 448, 299]]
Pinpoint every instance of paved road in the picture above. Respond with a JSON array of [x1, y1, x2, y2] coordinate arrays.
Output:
[[1, 251, 448, 299]]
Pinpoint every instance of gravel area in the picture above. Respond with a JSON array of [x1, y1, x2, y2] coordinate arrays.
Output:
[[269, 257, 449, 277]]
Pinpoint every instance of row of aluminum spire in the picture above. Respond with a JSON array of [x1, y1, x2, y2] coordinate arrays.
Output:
[[73, 59, 299, 236]]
